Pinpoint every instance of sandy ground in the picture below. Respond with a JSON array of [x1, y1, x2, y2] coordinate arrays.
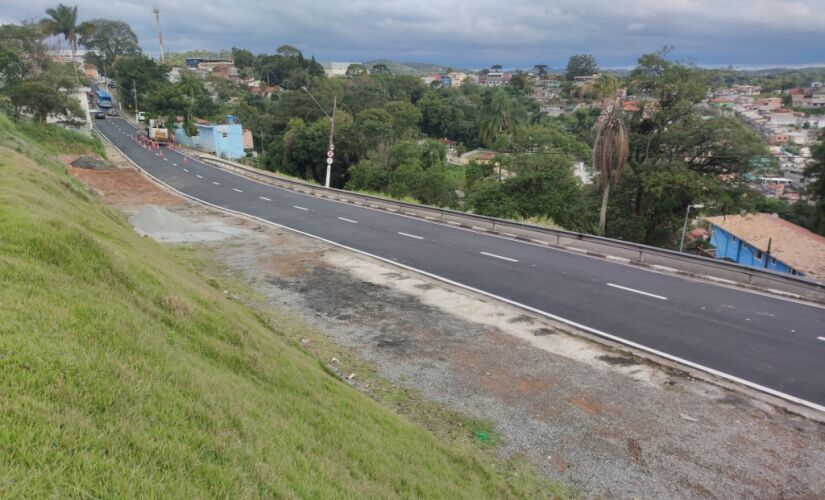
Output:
[[68, 145, 825, 499]]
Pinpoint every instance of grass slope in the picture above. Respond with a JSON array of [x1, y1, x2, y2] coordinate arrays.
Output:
[[0, 115, 563, 498]]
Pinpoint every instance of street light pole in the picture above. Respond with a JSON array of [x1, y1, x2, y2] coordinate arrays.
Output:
[[132, 80, 138, 124], [301, 86, 336, 188], [679, 203, 705, 253]]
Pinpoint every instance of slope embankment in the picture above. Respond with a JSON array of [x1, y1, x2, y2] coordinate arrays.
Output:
[[0, 115, 561, 497]]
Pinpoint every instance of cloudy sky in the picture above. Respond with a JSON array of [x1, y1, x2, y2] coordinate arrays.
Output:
[[4, 0, 825, 69]]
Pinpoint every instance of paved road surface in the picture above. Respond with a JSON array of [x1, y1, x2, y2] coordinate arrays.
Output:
[[94, 116, 825, 409]]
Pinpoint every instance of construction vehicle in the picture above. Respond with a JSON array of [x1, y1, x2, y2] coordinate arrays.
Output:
[[147, 119, 170, 146]]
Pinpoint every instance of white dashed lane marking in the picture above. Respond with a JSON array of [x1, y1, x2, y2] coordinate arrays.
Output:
[[480, 251, 518, 263], [259, 196, 271, 201], [212, 181, 220, 185], [607, 283, 668, 301], [233, 188, 243, 193], [337, 217, 358, 223], [398, 232, 423, 240], [293, 205, 308, 211]]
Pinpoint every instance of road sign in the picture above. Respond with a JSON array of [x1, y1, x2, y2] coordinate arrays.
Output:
[[329, 144, 335, 151], [327, 150, 334, 158], [326, 158, 333, 165]]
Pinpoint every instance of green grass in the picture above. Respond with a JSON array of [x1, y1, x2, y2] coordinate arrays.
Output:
[[14, 120, 106, 157], [0, 114, 569, 498]]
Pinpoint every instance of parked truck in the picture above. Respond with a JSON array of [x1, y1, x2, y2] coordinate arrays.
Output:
[[147, 119, 170, 146]]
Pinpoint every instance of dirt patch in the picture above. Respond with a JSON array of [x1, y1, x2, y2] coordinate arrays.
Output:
[[69, 143, 825, 500], [568, 396, 604, 416], [65, 145, 184, 208]]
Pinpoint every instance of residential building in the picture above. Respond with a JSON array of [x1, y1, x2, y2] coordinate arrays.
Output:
[[707, 213, 825, 280], [573, 74, 599, 87], [186, 57, 233, 69], [769, 112, 798, 126], [447, 72, 468, 87], [322, 61, 359, 78], [479, 72, 511, 86], [174, 116, 245, 160]]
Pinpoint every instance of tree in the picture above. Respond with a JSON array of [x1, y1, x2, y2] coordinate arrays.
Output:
[[478, 89, 527, 148], [276, 45, 301, 58], [79, 19, 139, 70], [565, 54, 598, 80], [509, 72, 529, 93], [231, 47, 254, 70], [593, 100, 629, 234], [490, 64, 502, 72], [0, 23, 51, 79], [111, 55, 169, 110], [39, 4, 95, 66], [533, 64, 549, 78], [370, 63, 391, 75], [345, 63, 367, 78], [6, 61, 82, 121], [0, 46, 24, 88], [592, 74, 619, 101], [804, 131, 825, 234]]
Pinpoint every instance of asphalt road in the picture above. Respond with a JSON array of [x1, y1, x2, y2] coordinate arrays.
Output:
[[94, 116, 825, 409]]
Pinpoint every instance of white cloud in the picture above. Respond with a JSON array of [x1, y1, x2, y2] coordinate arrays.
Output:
[[628, 23, 645, 31]]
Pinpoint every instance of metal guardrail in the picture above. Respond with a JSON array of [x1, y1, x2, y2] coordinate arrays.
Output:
[[195, 153, 825, 303]]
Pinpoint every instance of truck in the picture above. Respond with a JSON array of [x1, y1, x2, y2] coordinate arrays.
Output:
[[95, 88, 113, 109], [147, 119, 170, 146]]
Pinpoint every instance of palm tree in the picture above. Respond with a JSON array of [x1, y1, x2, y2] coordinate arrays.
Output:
[[39, 4, 94, 78], [479, 90, 527, 148], [592, 99, 628, 234]]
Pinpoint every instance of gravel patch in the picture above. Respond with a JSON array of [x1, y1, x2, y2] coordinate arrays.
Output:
[[202, 222, 825, 499]]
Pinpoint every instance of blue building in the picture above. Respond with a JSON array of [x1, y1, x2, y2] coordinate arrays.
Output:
[[706, 213, 825, 279], [175, 117, 245, 160]]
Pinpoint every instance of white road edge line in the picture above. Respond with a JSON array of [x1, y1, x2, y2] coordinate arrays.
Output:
[[607, 283, 668, 301], [98, 131, 825, 415], [480, 251, 518, 263], [259, 196, 271, 201], [233, 188, 243, 193], [398, 232, 423, 240], [337, 217, 358, 223], [293, 205, 308, 211]]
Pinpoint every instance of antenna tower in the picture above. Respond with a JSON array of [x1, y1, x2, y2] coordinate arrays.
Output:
[[153, 8, 165, 62]]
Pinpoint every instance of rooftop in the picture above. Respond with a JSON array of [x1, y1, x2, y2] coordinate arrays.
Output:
[[706, 213, 825, 280]]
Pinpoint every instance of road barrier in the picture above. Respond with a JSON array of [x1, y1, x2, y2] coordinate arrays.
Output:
[[189, 153, 825, 303]]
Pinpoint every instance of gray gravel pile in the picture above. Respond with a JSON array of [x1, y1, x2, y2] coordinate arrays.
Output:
[[70, 155, 111, 170]]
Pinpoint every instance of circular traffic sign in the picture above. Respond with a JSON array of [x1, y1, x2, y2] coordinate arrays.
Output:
[[326, 158, 334, 165], [327, 150, 334, 158], [329, 144, 335, 151]]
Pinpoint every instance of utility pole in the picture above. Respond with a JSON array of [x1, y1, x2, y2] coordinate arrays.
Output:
[[301, 86, 336, 188], [132, 80, 138, 124], [153, 8, 165, 62], [326, 95, 336, 188]]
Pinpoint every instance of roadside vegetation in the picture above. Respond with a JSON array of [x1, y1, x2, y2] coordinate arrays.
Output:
[[0, 112, 569, 497]]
